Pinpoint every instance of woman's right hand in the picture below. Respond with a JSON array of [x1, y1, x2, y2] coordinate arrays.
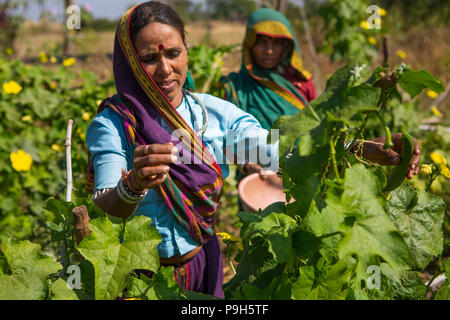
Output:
[[129, 142, 178, 192]]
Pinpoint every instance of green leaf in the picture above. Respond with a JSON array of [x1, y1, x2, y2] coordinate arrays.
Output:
[[387, 184, 446, 269], [303, 200, 344, 263], [2, 239, 62, 282], [49, 278, 80, 300], [224, 212, 298, 297], [292, 230, 321, 260], [241, 273, 292, 300], [383, 264, 427, 299], [77, 216, 161, 300], [0, 274, 46, 300], [398, 69, 445, 99], [326, 165, 413, 281], [291, 257, 356, 300]]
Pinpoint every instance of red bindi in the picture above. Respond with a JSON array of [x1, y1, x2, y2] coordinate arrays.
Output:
[[158, 44, 164, 51]]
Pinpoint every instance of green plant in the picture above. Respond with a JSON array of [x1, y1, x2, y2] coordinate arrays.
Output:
[[0, 57, 115, 247], [223, 62, 448, 300], [318, 0, 384, 65]]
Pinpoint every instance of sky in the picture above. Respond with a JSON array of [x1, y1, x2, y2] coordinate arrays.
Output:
[[25, 0, 205, 21]]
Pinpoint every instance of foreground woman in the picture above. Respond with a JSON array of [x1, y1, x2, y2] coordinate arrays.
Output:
[[85, 1, 278, 298], [85, 2, 420, 298]]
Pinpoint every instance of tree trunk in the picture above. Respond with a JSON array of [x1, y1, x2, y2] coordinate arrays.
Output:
[[63, 0, 75, 57], [274, 0, 288, 13]]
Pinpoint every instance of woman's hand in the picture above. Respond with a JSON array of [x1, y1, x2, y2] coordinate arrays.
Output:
[[358, 133, 421, 179], [129, 142, 178, 191]]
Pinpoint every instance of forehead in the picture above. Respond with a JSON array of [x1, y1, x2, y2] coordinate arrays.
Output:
[[256, 34, 285, 42], [134, 22, 184, 49]]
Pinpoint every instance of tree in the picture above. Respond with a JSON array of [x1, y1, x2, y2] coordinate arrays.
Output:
[[63, 0, 74, 57]]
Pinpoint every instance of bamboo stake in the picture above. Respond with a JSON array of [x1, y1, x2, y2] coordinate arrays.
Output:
[[65, 119, 73, 202]]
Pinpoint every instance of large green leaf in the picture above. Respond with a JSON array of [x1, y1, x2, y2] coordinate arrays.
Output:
[[77, 216, 161, 300], [387, 184, 446, 270], [0, 274, 46, 300], [329, 165, 413, 281], [1, 239, 62, 282], [224, 212, 298, 297]]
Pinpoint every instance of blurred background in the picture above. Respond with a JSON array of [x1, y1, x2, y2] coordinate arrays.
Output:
[[0, 0, 449, 281]]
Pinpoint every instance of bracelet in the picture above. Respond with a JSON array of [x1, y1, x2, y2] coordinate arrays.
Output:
[[117, 179, 148, 204], [116, 169, 148, 204]]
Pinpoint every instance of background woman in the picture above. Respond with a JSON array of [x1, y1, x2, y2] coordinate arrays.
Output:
[[220, 7, 317, 132]]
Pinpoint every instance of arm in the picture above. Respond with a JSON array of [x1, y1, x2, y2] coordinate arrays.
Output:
[[87, 112, 176, 220]]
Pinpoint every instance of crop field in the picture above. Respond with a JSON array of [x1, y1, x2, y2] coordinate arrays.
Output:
[[0, 0, 449, 301]]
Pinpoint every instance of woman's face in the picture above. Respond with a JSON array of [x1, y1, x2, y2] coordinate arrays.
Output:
[[134, 22, 188, 106], [251, 35, 286, 70]]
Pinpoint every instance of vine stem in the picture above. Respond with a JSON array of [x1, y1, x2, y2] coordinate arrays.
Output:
[[426, 172, 439, 192], [329, 139, 342, 183], [226, 246, 236, 276]]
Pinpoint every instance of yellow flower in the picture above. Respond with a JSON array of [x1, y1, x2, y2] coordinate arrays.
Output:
[[427, 90, 439, 99], [82, 112, 91, 121], [396, 50, 406, 59], [96, 100, 103, 107], [217, 232, 243, 251], [368, 36, 377, 45], [2, 80, 23, 95], [379, 8, 387, 16], [63, 57, 76, 67], [420, 164, 433, 176], [50, 56, 57, 64], [21, 115, 32, 122], [360, 20, 370, 30], [77, 127, 86, 140], [39, 51, 49, 64], [431, 106, 443, 118], [430, 152, 447, 167], [124, 298, 142, 300], [441, 166, 450, 179], [5, 48, 13, 55], [51, 144, 61, 152], [10, 150, 33, 172]]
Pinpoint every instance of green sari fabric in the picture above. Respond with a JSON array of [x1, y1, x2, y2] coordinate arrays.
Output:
[[220, 8, 312, 130]]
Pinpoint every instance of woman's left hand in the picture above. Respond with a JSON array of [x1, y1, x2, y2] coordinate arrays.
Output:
[[358, 133, 421, 179]]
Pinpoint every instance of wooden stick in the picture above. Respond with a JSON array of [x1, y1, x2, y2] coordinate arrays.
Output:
[[72, 205, 91, 246], [65, 119, 73, 202]]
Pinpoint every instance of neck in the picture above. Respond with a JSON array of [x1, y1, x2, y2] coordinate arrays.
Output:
[[170, 90, 184, 108]]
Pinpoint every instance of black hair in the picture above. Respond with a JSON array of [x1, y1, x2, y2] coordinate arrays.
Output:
[[129, 1, 187, 46]]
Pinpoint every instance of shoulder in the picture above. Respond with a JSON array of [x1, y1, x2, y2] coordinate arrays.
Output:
[[189, 92, 262, 130], [86, 107, 128, 151], [189, 92, 238, 110], [87, 108, 124, 137]]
